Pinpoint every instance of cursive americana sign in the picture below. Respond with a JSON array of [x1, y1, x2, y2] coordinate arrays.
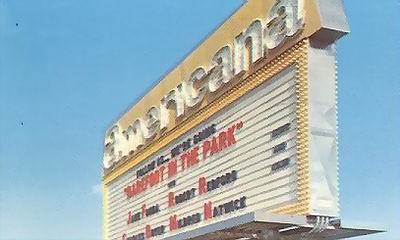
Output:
[[103, 0, 303, 169]]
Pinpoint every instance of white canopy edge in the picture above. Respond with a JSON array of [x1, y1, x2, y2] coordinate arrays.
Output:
[[163, 210, 384, 240]]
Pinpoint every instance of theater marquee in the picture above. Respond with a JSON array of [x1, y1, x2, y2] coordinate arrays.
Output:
[[102, 0, 352, 239]]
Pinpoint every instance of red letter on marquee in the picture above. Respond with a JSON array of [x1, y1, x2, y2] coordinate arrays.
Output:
[[169, 215, 178, 231], [202, 140, 211, 160], [198, 177, 207, 195], [168, 160, 178, 178], [124, 185, 134, 198], [145, 225, 152, 239], [204, 201, 213, 220], [218, 131, 228, 151], [142, 204, 147, 218], [148, 170, 160, 187], [187, 147, 199, 168], [159, 166, 166, 181], [168, 192, 175, 208], [210, 137, 219, 155], [180, 154, 186, 171], [227, 125, 237, 146], [127, 211, 132, 224]]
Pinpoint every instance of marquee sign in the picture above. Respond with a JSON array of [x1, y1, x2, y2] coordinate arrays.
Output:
[[102, 0, 349, 239], [102, 0, 304, 169], [109, 67, 299, 240]]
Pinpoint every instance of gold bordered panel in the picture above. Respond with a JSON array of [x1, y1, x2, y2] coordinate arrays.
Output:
[[103, 39, 311, 217]]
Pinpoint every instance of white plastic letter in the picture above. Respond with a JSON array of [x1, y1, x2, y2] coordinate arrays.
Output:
[[182, 68, 207, 107], [234, 21, 263, 74], [209, 46, 233, 92], [266, 0, 303, 49]]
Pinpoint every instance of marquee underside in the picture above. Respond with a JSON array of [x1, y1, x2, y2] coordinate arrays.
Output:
[[163, 211, 383, 240]]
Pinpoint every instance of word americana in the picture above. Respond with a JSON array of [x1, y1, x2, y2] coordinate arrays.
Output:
[[103, 0, 303, 168]]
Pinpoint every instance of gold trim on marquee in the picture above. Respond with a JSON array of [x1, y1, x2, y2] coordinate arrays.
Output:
[[272, 40, 310, 215], [103, 184, 109, 240], [103, 39, 311, 220]]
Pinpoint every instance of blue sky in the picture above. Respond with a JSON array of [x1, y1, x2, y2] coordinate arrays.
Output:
[[0, 0, 398, 240]]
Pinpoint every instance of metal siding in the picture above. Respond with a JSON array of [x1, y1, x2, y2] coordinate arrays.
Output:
[[307, 43, 339, 217]]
